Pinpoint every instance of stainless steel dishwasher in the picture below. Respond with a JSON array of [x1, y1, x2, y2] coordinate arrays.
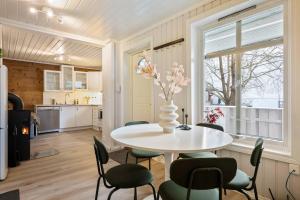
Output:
[[36, 106, 60, 133]]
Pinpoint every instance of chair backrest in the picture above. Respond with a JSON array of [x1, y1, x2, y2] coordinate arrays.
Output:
[[250, 138, 264, 167], [196, 123, 224, 132], [94, 136, 109, 165], [170, 158, 237, 190], [125, 121, 149, 126], [248, 138, 264, 186]]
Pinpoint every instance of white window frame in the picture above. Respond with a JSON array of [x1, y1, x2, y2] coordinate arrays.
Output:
[[189, 0, 291, 156]]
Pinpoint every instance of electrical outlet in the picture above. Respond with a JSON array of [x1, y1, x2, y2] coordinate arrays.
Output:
[[289, 164, 300, 175]]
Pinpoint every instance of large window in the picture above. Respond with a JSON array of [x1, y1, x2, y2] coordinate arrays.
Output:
[[203, 6, 284, 141]]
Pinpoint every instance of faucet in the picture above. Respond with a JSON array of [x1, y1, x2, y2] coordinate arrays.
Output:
[[65, 93, 70, 104]]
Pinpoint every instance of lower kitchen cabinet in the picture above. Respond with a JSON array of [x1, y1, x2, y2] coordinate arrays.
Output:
[[76, 106, 93, 127], [60, 106, 76, 129], [60, 106, 93, 129]]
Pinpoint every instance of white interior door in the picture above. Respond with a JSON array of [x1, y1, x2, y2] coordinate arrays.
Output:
[[131, 52, 153, 122]]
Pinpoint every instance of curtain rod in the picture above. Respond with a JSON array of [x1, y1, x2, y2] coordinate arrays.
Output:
[[153, 38, 184, 50], [218, 5, 257, 21]]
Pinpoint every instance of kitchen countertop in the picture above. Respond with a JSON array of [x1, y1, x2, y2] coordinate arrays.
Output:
[[35, 104, 102, 107]]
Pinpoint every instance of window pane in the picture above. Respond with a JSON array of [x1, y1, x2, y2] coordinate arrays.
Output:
[[204, 54, 237, 134], [240, 45, 284, 140], [204, 23, 236, 54], [242, 6, 283, 46]]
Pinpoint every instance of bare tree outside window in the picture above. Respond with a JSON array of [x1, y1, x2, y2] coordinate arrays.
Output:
[[205, 45, 283, 108]]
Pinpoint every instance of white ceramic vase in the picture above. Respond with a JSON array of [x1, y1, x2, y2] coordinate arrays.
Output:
[[159, 100, 179, 133]]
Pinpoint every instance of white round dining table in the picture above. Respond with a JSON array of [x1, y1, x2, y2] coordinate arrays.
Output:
[[110, 123, 233, 181]]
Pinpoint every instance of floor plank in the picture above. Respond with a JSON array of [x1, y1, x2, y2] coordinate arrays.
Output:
[[0, 129, 247, 200]]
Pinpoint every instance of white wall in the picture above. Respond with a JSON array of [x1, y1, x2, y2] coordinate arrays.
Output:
[[117, 0, 300, 199]]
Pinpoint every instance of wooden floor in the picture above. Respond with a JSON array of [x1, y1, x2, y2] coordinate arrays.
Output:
[[0, 129, 246, 200]]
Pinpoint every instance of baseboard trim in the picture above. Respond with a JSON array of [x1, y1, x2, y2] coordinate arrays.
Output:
[[59, 126, 93, 132]]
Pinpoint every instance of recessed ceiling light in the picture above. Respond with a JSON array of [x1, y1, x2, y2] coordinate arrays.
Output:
[[57, 47, 64, 55], [29, 7, 37, 14]]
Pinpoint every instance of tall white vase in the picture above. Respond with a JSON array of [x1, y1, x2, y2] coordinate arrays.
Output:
[[159, 100, 179, 133]]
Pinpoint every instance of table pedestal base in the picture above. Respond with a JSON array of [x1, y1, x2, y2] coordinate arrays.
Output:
[[143, 152, 174, 200], [163, 152, 174, 180]]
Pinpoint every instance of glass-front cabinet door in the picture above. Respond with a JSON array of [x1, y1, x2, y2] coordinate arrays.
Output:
[[75, 72, 88, 90], [61, 65, 74, 91], [44, 70, 61, 91]]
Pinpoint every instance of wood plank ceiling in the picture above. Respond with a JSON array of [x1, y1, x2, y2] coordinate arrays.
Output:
[[0, 0, 203, 68], [2, 26, 102, 68]]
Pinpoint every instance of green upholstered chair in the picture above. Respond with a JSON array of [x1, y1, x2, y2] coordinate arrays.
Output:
[[178, 123, 224, 159], [125, 121, 162, 170], [93, 137, 156, 200], [157, 157, 237, 200], [224, 138, 264, 200]]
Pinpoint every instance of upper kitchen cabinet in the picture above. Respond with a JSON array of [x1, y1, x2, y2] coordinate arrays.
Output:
[[61, 65, 74, 91], [44, 70, 61, 91], [75, 72, 88, 90], [88, 72, 102, 92]]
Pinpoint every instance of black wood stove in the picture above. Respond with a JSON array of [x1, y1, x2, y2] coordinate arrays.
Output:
[[8, 93, 31, 167]]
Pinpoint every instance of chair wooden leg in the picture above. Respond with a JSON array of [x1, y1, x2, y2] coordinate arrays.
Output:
[[148, 183, 156, 199], [135, 158, 138, 164], [148, 158, 151, 170], [125, 151, 129, 164], [224, 188, 227, 195], [254, 184, 259, 200], [95, 176, 101, 200], [107, 188, 119, 200], [134, 187, 137, 200]]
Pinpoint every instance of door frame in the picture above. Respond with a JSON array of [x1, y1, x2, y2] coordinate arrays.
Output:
[[120, 37, 155, 125]]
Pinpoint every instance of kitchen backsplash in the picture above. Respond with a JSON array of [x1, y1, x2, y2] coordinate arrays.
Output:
[[43, 91, 102, 105]]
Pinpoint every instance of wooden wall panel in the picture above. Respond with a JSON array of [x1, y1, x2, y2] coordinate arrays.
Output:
[[4, 59, 59, 110]]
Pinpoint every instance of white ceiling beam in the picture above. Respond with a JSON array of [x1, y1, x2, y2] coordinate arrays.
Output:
[[0, 17, 106, 48]]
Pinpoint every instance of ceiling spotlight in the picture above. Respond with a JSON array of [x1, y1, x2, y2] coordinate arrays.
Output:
[[57, 16, 64, 24], [47, 9, 54, 18], [29, 7, 37, 14], [29, 6, 64, 24]]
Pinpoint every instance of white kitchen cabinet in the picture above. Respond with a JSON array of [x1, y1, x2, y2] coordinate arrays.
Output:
[[61, 65, 74, 91], [60, 106, 76, 128], [88, 72, 102, 91], [75, 72, 88, 90], [44, 70, 61, 91], [76, 106, 93, 127], [59, 106, 93, 129]]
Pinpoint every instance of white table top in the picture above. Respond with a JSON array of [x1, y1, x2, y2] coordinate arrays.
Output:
[[111, 123, 233, 153]]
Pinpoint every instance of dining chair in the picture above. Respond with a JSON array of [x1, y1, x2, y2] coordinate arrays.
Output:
[[93, 136, 156, 200], [178, 123, 224, 159], [125, 121, 162, 170], [157, 157, 237, 200], [224, 138, 264, 200]]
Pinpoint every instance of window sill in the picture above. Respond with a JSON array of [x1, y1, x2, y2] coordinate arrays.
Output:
[[224, 141, 298, 164]]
